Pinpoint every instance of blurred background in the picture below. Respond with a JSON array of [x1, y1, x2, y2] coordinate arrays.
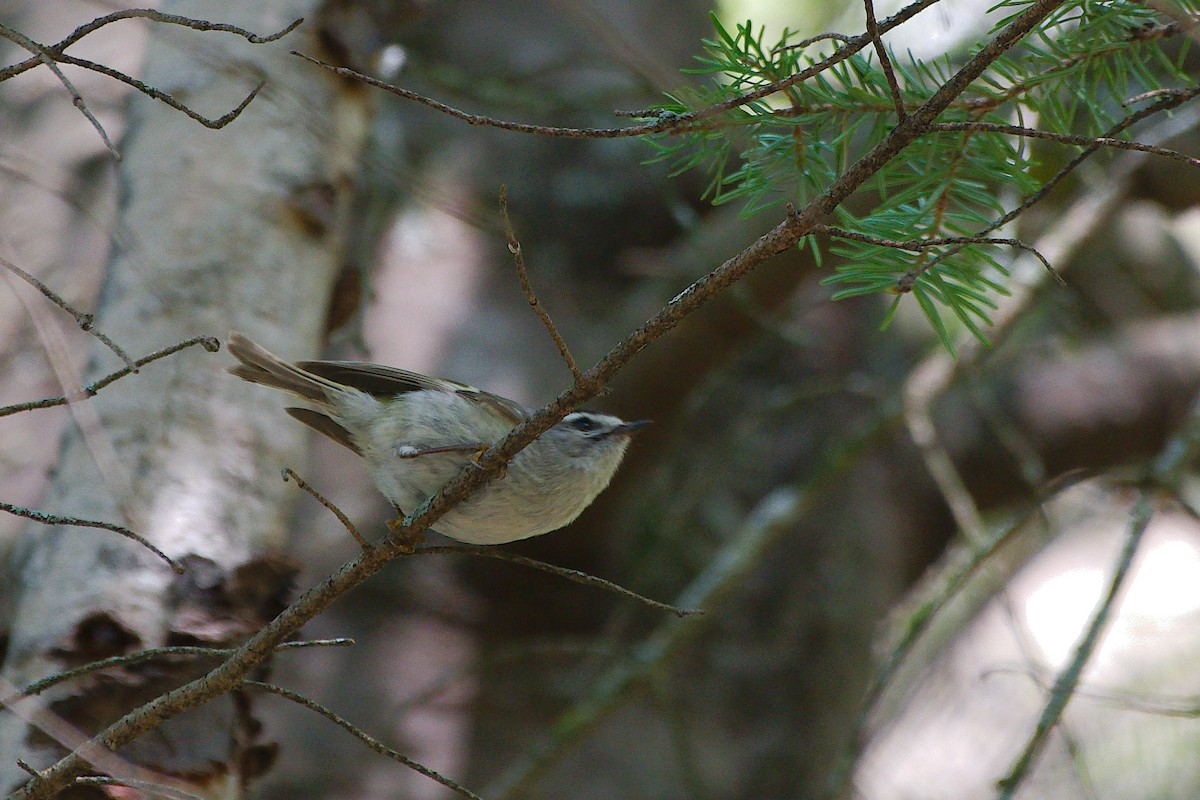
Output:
[[3, 0, 1200, 798]]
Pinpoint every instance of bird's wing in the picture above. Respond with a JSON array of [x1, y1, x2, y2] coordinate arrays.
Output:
[[296, 360, 528, 425]]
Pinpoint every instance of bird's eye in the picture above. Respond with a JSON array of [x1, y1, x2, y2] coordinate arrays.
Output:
[[568, 415, 598, 433]]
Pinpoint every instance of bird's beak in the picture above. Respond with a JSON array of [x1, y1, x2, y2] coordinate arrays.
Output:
[[614, 419, 652, 435]]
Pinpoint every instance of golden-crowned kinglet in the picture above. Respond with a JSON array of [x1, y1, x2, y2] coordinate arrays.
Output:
[[227, 333, 647, 545]]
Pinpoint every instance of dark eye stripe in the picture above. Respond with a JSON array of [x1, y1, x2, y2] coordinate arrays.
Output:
[[568, 415, 598, 432]]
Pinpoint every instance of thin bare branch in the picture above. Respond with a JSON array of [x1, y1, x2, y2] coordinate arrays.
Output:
[[293, 0, 946, 138], [815, 225, 1063, 287], [11, 640, 353, 701], [925, 120, 1200, 168], [290, 51, 687, 138], [906, 357, 988, 543], [282, 467, 370, 551], [243, 680, 483, 800], [54, 52, 267, 130], [2, 257, 136, 371], [0, 335, 220, 418], [984, 663, 1200, 718], [0, 502, 182, 574], [770, 31, 854, 54], [899, 85, 1200, 290], [415, 545, 699, 617], [864, 0, 907, 121], [499, 186, 582, 382]]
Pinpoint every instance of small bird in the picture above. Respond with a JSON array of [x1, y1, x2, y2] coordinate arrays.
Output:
[[227, 333, 647, 545]]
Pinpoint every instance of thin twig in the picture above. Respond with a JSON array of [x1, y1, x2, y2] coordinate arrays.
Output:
[[290, 51, 686, 138], [291, 0, 945, 139], [905, 356, 988, 543], [770, 31, 854, 54], [983, 663, 1200, 718], [815, 225, 1063, 285], [281, 467, 370, 551], [925, 120, 1200, 168], [0, 502, 182, 574], [898, 85, 1200, 291], [243, 680, 483, 800], [54, 52, 267, 130], [486, 490, 804, 798], [864, 0, 908, 121], [0, 335, 220, 418], [11, 639, 353, 701], [415, 545, 699, 617], [2, 257, 136, 371], [0, 24, 119, 159], [498, 186, 582, 382]]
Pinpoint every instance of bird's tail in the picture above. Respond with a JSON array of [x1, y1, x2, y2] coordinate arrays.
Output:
[[226, 332, 341, 406]]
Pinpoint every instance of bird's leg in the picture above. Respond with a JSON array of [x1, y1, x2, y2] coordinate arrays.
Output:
[[467, 444, 507, 479], [393, 442, 506, 478], [387, 506, 424, 552], [393, 443, 489, 459]]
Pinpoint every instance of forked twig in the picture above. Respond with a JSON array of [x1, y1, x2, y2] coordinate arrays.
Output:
[[0, 24, 118, 159], [498, 186, 582, 382], [0, 12, 302, 145]]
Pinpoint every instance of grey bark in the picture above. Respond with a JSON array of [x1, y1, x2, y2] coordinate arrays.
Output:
[[0, 0, 368, 792]]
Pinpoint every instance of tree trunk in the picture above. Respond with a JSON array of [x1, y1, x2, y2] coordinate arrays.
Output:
[[0, 1, 368, 793]]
